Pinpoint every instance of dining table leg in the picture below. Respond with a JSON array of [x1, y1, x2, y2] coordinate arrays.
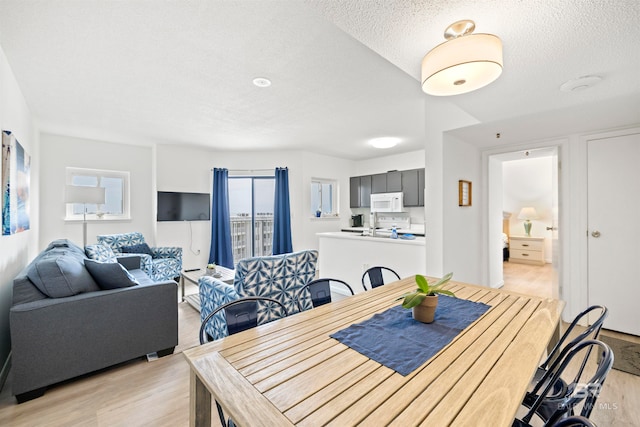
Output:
[[190, 370, 212, 427]]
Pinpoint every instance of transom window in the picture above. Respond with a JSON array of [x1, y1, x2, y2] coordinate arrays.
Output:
[[65, 167, 130, 220]]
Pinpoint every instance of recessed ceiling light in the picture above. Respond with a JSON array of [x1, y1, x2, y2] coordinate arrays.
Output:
[[252, 77, 271, 87], [369, 137, 401, 149], [559, 75, 602, 92]]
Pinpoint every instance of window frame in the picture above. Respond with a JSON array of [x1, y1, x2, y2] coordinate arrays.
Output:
[[310, 177, 339, 218], [65, 167, 131, 221]]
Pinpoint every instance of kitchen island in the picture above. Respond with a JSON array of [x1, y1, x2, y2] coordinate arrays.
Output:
[[317, 231, 426, 294]]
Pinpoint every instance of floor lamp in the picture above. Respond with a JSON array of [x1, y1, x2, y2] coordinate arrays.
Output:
[[65, 185, 106, 247]]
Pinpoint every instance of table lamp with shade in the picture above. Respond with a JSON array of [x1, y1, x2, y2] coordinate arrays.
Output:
[[517, 207, 538, 237], [65, 185, 106, 247]]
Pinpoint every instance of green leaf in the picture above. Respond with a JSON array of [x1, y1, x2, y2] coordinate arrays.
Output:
[[415, 274, 430, 293], [432, 272, 453, 288], [433, 289, 456, 297], [402, 292, 426, 309]]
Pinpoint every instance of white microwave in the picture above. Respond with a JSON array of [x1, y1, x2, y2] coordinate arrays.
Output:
[[370, 192, 404, 212]]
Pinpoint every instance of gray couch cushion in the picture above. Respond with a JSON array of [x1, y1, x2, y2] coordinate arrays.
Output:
[[27, 253, 100, 298], [84, 259, 139, 290]]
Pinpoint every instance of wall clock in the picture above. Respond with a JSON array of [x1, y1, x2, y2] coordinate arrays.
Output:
[[459, 180, 472, 206]]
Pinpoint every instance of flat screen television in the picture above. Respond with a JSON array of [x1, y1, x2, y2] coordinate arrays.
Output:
[[157, 191, 211, 221]]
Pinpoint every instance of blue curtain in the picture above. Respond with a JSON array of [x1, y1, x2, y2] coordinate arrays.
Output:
[[209, 168, 234, 269], [272, 167, 293, 255]]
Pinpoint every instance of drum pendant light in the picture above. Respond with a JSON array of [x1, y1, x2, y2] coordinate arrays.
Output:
[[421, 20, 503, 96]]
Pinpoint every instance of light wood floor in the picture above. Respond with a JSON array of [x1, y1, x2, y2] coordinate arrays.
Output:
[[1, 279, 638, 426]]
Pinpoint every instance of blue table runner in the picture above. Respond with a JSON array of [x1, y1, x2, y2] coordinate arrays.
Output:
[[330, 295, 491, 376]]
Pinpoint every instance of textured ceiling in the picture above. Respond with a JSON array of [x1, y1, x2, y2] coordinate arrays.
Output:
[[0, 1, 638, 159]]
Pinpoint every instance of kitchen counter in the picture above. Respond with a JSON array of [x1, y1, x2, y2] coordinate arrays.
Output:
[[341, 226, 425, 236], [320, 231, 425, 246], [317, 232, 426, 294]]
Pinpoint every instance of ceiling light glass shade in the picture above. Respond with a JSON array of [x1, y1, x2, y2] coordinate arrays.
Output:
[[369, 137, 401, 149], [421, 33, 503, 96]]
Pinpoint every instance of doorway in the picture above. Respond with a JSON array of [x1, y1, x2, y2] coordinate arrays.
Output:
[[487, 146, 559, 299]]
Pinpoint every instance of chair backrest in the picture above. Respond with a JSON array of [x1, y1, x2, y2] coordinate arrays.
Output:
[[551, 416, 598, 427], [361, 266, 401, 291], [522, 339, 613, 426], [297, 278, 354, 311], [97, 232, 146, 253], [233, 249, 318, 318], [540, 305, 608, 378], [199, 296, 288, 344]]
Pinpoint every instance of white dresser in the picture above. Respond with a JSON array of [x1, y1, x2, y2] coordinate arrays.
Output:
[[509, 236, 545, 265]]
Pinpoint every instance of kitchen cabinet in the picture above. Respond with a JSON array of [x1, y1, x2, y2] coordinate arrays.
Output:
[[401, 168, 425, 207], [372, 173, 387, 194], [418, 168, 425, 206], [349, 177, 360, 208], [350, 175, 372, 208], [360, 175, 372, 207], [349, 168, 425, 208], [387, 171, 402, 192]]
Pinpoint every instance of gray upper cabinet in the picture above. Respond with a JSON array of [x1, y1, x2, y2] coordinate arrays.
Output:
[[418, 168, 425, 206], [386, 171, 402, 192], [402, 169, 420, 206], [359, 175, 372, 207], [350, 168, 425, 208], [349, 177, 361, 208], [372, 173, 387, 194], [401, 168, 425, 207]]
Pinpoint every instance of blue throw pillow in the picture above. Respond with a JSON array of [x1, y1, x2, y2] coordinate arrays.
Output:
[[27, 252, 100, 298], [121, 243, 155, 258], [84, 259, 139, 290]]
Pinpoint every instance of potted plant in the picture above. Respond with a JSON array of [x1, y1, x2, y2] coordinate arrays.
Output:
[[206, 263, 216, 276], [397, 272, 455, 323]]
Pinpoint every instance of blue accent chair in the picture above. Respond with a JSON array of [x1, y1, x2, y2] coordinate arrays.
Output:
[[199, 249, 318, 341], [91, 232, 182, 282]]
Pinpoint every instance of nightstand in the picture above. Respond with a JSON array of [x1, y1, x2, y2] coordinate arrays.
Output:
[[509, 236, 545, 265]]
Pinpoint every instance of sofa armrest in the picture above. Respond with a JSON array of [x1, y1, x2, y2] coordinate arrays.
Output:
[[10, 281, 178, 396], [198, 276, 240, 341]]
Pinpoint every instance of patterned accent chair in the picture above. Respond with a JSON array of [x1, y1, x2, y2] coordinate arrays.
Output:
[[199, 249, 318, 341], [94, 232, 182, 282]]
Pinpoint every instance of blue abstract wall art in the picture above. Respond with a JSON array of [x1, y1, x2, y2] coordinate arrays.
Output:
[[2, 130, 31, 235]]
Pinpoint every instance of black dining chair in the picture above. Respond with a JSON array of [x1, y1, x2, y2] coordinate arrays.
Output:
[[297, 278, 354, 311], [199, 296, 289, 427], [199, 296, 289, 345], [529, 305, 608, 404], [514, 339, 613, 427], [551, 416, 598, 427], [361, 266, 401, 291]]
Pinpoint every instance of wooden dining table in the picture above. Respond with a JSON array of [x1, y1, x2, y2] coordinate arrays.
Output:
[[183, 277, 564, 427]]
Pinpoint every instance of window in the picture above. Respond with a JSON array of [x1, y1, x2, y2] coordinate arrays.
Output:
[[65, 167, 130, 220], [311, 178, 338, 217], [228, 176, 275, 263]]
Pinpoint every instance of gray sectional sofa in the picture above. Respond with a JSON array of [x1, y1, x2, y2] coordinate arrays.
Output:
[[10, 239, 178, 403]]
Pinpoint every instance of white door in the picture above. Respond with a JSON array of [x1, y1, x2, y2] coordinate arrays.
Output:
[[587, 132, 640, 335]]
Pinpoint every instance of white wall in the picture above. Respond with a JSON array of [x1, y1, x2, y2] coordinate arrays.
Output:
[[502, 156, 553, 261], [155, 145, 355, 269], [425, 99, 480, 278], [0, 45, 39, 386], [39, 134, 154, 248], [442, 136, 482, 284]]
